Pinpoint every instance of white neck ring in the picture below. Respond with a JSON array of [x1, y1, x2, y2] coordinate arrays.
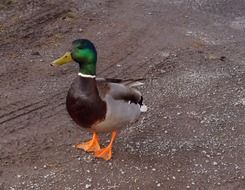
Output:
[[78, 73, 96, 78]]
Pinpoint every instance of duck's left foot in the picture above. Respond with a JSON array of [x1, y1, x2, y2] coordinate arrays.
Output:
[[75, 132, 100, 152], [95, 146, 112, 161], [95, 131, 117, 161]]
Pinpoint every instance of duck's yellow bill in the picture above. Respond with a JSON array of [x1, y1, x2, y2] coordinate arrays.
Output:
[[51, 52, 72, 66]]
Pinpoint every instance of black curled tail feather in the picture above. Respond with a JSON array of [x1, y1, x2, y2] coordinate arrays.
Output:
[[139, 96, 143, 106]]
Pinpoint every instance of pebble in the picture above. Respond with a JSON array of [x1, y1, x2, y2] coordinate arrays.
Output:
[[87, 178, 92, 182], [159, 51, 170, 58], [172, 148, 177, 152], [31, 51, 40, 56], [85, 184, 91, 189], [200, 120, 205, 124], [212, 161, 218, 166], [120, 169, 125, 174]]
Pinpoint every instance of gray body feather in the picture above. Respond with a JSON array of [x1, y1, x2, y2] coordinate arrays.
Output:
[[91, 81, 144, 132]]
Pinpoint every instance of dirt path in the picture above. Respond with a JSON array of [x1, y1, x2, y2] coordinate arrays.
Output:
[[1, 0, 245, 189]]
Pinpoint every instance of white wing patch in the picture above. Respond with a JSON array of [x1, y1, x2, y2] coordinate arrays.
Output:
[[140, 104, 148, 112]]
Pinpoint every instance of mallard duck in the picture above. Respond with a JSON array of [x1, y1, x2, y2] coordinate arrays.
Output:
[[51, 39, 147, 160]]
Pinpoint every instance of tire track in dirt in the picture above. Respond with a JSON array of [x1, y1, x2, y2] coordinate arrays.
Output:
[[0, 91, 65, 132]]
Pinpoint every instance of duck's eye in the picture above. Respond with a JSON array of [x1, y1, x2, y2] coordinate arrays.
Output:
[[77, 45, 83, 49]]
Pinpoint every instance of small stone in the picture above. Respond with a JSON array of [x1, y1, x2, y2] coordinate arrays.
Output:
[[87, 178, 92, 182], [152, 168, 156, 171], [235, 165, 240, 170], [220, 56, 226, 61], [17, 174, 21, 178], [159, 51, 170, 58], [172, 148, 177, 152], [157, 183, 161, 187], [43, 165, 47, 168], [213, 161, 218, 166], [186, 185, 190, 189], [85, 184, 91, 189], [31, 51, 40, 56]]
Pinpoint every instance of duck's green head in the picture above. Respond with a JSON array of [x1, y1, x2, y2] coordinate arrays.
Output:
[[51, 39, 97, 76]]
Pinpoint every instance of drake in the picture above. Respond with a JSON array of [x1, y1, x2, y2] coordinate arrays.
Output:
[[51, 39, 147, 160]]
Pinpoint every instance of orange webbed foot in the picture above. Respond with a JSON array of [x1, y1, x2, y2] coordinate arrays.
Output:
[[95, 146, 113, 161], [75, 132, 100, 152], [95, 131, 117, 161]]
